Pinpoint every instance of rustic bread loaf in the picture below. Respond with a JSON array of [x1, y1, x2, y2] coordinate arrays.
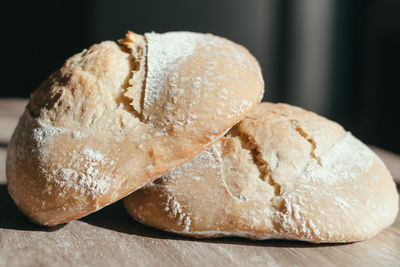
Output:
[[6, 31, 264, 226], [124, 102, 399, 243]]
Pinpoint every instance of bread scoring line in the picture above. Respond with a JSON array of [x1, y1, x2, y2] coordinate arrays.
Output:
[[266, 111, 322, 165], [228, 125, 281, 197]]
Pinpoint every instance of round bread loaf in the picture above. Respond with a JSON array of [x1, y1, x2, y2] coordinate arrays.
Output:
[[6, 31, 264, 226], [124, 102, 399, 243]]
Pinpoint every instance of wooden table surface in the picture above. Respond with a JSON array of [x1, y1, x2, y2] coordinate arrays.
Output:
[[1, 99, 399, 267]]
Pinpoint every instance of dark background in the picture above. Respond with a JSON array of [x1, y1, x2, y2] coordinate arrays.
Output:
[[1, 0, 400, 153]]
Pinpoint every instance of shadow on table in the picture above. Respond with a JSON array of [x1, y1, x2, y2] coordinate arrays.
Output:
[[80, 199, 346, 248], [0, 185, 64, 232], [5, 181, 392, 248]]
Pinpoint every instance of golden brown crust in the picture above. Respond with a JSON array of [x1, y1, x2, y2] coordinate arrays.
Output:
[[6, 31, 264, 226], [124, 102, 399, 243]]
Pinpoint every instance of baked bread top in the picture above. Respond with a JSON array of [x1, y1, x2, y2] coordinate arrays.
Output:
[[124, 102, 399, 243], [6, 31, 264, 226]]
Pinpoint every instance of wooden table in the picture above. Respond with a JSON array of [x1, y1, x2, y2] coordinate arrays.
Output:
[[1, 99, 399, 267]]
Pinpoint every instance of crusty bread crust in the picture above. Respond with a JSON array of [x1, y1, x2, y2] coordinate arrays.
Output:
[[6, 31, 264, 226], [124, 103, 399, 243]]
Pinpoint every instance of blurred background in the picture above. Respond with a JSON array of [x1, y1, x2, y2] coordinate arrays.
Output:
[[1, 0, 399, 153]]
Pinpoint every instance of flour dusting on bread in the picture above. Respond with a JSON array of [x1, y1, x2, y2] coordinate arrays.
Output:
[[144, 32, 198, 121], [300, 132, 376, 185]]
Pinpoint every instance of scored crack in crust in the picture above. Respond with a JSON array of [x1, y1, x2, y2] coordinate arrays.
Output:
[[124, 102, 399, 243], [6, 31, 264, 226]]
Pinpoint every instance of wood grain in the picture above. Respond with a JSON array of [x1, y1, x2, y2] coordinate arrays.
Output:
[[0, 99, 399, 267]]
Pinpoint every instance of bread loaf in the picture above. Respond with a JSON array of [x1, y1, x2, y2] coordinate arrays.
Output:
[[6, 31, 264, 226], [124, 102, 399, 243]]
